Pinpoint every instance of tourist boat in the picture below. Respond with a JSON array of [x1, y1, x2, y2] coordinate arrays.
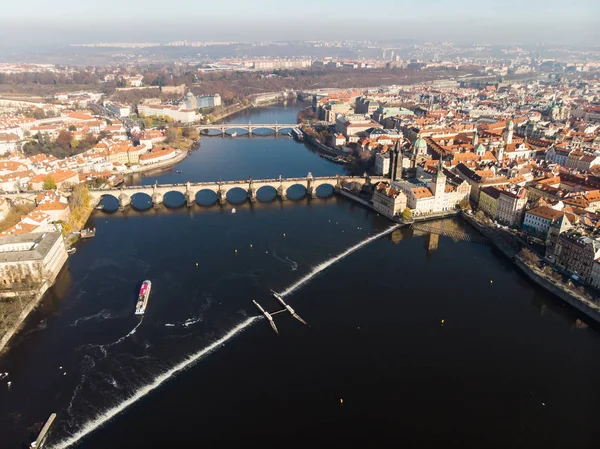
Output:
[[67, 248, 76, 255], [231, 131, 238, 138], [135, 280, 152, 315], [95, 204, 104, 210], [176, 170, 183, 174]]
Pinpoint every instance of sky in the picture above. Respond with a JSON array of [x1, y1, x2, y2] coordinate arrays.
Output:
[[0, 0, 598, 47]]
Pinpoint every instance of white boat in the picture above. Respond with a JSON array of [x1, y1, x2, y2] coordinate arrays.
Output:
[[231, 131, 238, 138], [135, 280, 151, 315]]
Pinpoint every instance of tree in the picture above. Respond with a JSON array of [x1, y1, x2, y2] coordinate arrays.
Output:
[[70, 139, 79, 150], [519, 248, 539, 267], [402, 208, 412, 220], [166, 127, 178, 143], [458, 198, 471, 211], [69, 183, 90, 209], [143, 117, 153, 128], [43, 175, 57, 190], [68, 125, 77, 132], [56, 130, 73, 149]]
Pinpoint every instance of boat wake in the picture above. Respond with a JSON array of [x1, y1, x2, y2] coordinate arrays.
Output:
[[70, 309, 119, 327], [48, 317, 260, 449], [49, 225, 398, 448], [278, 224, 400, 298], [272, 251, 299, 271]]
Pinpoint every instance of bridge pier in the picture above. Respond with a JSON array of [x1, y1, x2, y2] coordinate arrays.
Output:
[[277, 185, 287, 201], [217, 188, 227, 205], [248, 188, 257, 203], [118, 193, 130, 211], [185, 192, 195, 206], [152, 193, 163, 208]]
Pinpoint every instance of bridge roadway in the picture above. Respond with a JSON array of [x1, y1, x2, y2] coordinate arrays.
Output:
[[87, 174, 388, 209], [197, 123, 297, 136]]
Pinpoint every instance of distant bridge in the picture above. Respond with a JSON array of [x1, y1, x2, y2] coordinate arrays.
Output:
[[87, 174, 387, 210], [197, 123, 298, 136]]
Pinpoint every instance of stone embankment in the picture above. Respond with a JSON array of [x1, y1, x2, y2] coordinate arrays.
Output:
[[461, 211, 600, 324]]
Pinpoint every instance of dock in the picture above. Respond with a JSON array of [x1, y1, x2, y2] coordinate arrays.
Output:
[[30, 413, 56, 449], [252, 300, 279, 334]]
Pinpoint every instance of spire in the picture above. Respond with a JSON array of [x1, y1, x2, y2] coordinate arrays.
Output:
[[472, 129, 479, 146]]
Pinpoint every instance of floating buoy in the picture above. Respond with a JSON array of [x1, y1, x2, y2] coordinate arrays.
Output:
[[441, 319, 445, 326], [340, 398, 344, 405], [490, 280, 493, 284], [234, 249, 238, 254], [283, 233, 286, 238], [250, 244, 253, 248], [231, 208, 236, 214], [195, 263, 199, 268]]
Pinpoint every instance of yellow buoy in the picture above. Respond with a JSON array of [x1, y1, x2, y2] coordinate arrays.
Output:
[[195, 263, 198, 268], [250, 244, 253, 248], [234, 249, 238, 254], [490, 280, 493, 284], [283, 233, 286, 237], [340, 398, 344, 405], [441, 319, 445, 326]]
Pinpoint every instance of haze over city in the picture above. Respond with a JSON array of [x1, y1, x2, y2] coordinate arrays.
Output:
[[0, 0, 598, 50], [1, 1, 600, 449]]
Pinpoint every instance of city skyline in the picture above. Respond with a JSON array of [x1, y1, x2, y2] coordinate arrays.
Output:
[[0, 0, 598, 49]]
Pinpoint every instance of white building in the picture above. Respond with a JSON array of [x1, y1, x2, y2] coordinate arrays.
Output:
[[375, 152, 391, 176], [0, 232, 67, 289], [392, 160, 471, 216], [138, 104, 198, 124], [106, 103, 132, 118], [523, 206, 565, 238], [373, 182, 407, 219]]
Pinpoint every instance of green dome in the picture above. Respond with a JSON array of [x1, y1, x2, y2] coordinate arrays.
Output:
[[413, 137, 427, 149]]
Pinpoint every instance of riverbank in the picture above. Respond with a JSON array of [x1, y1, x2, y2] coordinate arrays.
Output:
[[125, 149, 189, 174], [0, 281, 51, 354], [461, 211, 600, 323]]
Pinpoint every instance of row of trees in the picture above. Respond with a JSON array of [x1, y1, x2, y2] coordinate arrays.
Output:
[[22, 130, 106, 158]]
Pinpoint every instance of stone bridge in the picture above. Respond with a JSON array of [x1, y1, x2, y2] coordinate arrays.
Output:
[[88, 174, 387, 210], [197, 123, 297, 136]]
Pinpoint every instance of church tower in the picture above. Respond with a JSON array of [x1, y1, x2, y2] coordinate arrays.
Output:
[[503, 120, 514, 145], [472, 129, 479, 146], [431, 157, 446, 198]]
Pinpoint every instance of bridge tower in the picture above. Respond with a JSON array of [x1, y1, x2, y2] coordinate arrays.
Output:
[[248, 178, 257, 203], [277, 175, 287, 201], [306, 172, 316, 199], [185, 181, 195, 206]]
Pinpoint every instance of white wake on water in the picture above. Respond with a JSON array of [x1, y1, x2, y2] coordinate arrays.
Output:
[[277, 224, 400, 298], [50, 224, 398, 448], [49, 317, 260, 449]]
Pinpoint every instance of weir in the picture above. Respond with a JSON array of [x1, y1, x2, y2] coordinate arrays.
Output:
[[278, 224, 401, 298], [47, 225, 399, 448], [48, 317, 260, 449]]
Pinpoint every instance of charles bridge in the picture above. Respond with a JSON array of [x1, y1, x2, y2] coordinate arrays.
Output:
[[88, 173, 388, 209], [196, 123, 297, 136]]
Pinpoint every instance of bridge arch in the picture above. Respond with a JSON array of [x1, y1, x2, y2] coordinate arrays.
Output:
[[256, 185, 277, 202], [163, 191, 186, 208], [285, 183, 307, 200], [225, 187, 248, 204], [130, 192, 153, 211], [195, 189, 218, 206], [315, 183, 335, 198], [97, 194, 120, 212]]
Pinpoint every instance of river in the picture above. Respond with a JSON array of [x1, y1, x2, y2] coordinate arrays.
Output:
[[1, 103, 600, 449]]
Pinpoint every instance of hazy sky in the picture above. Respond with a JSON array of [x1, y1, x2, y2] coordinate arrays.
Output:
[[0, 0, 598, 47]]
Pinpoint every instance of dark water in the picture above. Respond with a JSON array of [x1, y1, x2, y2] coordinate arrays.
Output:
[[1, 105, 600, 449]]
